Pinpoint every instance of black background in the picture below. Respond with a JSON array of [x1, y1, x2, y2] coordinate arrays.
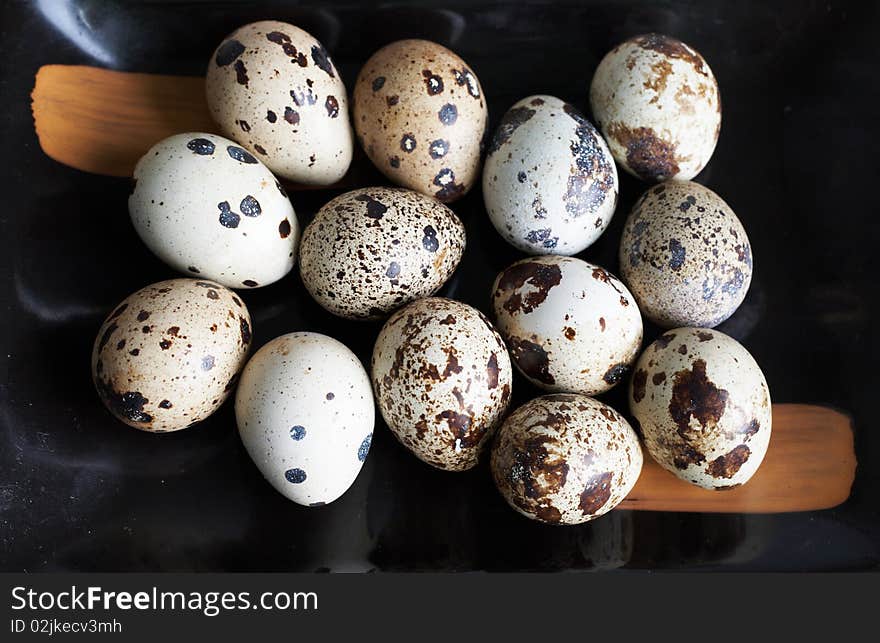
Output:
[[1, 0, 877, 572]]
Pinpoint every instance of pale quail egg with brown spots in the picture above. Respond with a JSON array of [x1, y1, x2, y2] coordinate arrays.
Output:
[[299, 187, 465, 320], [491, 256, 642, 395], [629, 327, 771, 489], [590, 33, 721, 182], [619, 181, 752, 328], [91, 279, 252, 432], [235, 332, 374, 506], [129, 132, 299, 290], [371, 298, 512, 471], [353, 39, 487, 202], [490, 394, 643, 525], [205, 20, 353, 185], [483, 95, 618, 255]]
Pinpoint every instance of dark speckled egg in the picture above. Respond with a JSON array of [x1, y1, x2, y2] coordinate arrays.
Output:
[[353, 40, 487, 202], [490, 394, 643, 525], [629, 327, 771, 489], [90, 279, 252, 432], [619, 181, 752, 328], [371, 298, 512, 471]]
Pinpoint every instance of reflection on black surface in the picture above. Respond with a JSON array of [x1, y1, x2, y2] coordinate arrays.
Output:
[[0, 0, 878, 571]]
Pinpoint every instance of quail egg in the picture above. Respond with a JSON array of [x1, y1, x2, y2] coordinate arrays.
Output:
[[491, 394, 643, 524], [299, 187, 465, 320], [371, 297, 512, 471], [483, 95, 618, 255], [91, 279, 252, 432], [590, 33, 721, 181], [629, 327, 771, 489]]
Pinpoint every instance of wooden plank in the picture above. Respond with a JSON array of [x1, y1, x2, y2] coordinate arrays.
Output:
[[619, 403, 856, 513]]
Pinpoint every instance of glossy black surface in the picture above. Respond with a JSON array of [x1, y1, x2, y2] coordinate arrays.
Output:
[[1, 0, 878, 571]]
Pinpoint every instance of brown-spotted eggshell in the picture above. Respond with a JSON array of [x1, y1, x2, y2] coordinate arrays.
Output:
[[353, 39, 487, 202], [91, 279, 252, 432], [483, 95, 618, 255], [299, 187, 466, 320], [491, 394, 643, 525], [371, 297, 512, 471], [619, 180, 752, 328], [590, 33, 721, 181], [629, 327, 771, 489], [491, 256, 642, 395], [205, 20, 353, 185]]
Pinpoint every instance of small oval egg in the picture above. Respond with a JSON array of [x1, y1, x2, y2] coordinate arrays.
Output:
[[629, 327, 771, 489], [353, 39, 487, 202], [91, 279, 252, 432], [491, 256, 642, 395], [235, 332, 375, 506], [299, 187, 466, 320], [371, 298, 512, 471], [619, 181, 752, 328], [590, 33, 721, 182], [205, 20, 353, 185], [483, 95, 618, 255], [490, 394, 643, 525], [129, 132, 299, 290]]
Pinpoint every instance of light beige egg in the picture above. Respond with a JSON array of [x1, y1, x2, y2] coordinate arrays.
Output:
[[490, 394, 643, 525], [371, 298, 512, 471], [205, 20, 353, 185], [91, 279, 252, 432], [299, 187, 465, 320], [590, 33, 721, 182], [353, 39, 487, 202], [490, 256, 642, 395], [629, 327, 771, 489], [619, 181, 752, 328]]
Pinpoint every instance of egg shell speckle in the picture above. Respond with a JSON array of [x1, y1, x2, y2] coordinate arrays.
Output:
[[629, 327, 771, 489], [353, 39, 487, 202], [590, 33, 721, 182], [371, 297, 512, 471], [491, 394, 643, 525], [491, 256, 643, 395], [129, 132, 299, 290], [205, 20, 353, 185], [90, 279, 252, 432], [619, 180, 752, 328], [299, 187, 466, 320], [235, 332, 375, 506], [483, 95, 618, 255]]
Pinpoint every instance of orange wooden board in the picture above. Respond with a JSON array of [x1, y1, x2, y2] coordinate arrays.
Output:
[[29, 65, 857, 514], [31, 64, 365, 188], [619, 403, 855, 513]]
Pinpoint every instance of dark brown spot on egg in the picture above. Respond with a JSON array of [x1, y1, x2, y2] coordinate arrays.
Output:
[[655, 333, 676, 349], [706, 445, 750, 478], [697, 331, 714, 342], [233, 59, 249, 86], [215, 39, 245, 66], [652, 372, 666, 385], [159, 339, 172, 350], [279, 219, 291, 238], [311, 44, 335, 77], [239, 317, 251, 344], [564, 327, 576, 340], [115, 339, 126, 351], [607, 123, 680, 181], [97, 323, 118, 351], [487, 353, 500, 389], [187, 266, 200, 274], [487, 105, 535, 154], [136, 310, 150, 322], [95, 379, 152, 424], [284, 107, 300, 125], [159, 400, 172, 409], [604, 363, 629, 385], [372, 76, 385, 91], [672, 443, 706, 469], [266, 110, 277, 123], [668, 238, 686, 270], [633, 33, 708, 76], [632, 369, 647, 402], [508, 337, 554, 385], [496, 260, 562, 315], [669, 359, 729, 437], [579, 471, 614, 516], [242, 280, 258, 288], [325, 95, 339, 118]]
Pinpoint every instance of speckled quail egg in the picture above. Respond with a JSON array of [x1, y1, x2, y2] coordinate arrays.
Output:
[[491, 256, 642, 395], [491, 394, 643, 525], [205, 20, 353, 185], [129, 132, 299, 290], [483, 95, 618, 255], [235, 332, 374, 506], [353, 39, 487, 202], [91, 279, 252, 432], [371, 297, 512, 471], [299, 187, 466, 320], [590, 33, 721, 182], [619, 181, 752, 328], [629, 327, 771, 489]]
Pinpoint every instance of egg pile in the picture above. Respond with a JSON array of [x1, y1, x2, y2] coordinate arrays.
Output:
[[91, 22, 771, 522]]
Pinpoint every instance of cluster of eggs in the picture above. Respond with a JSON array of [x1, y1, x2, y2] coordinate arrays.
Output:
[[92, 21, 771, 523]]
